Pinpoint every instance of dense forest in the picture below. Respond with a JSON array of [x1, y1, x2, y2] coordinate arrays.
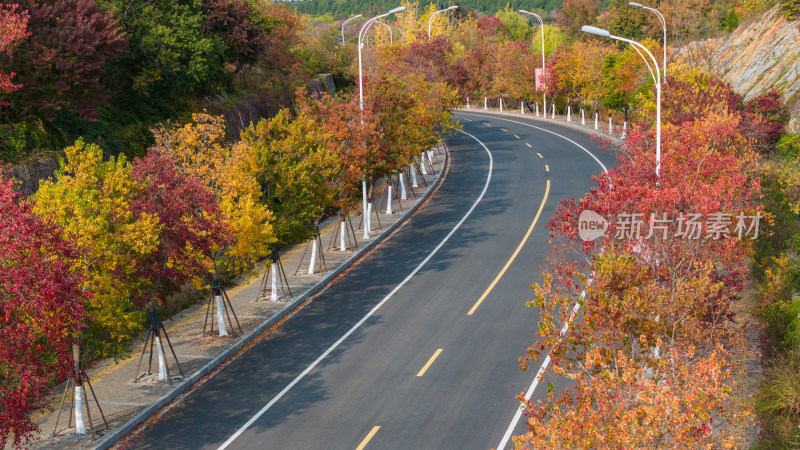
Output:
[[290, 0, 565, 18]]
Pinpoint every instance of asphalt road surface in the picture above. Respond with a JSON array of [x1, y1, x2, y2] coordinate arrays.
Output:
[[129, 112, 618, 450]]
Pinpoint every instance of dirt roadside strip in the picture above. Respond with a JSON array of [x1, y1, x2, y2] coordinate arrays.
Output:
[[24, 146, 447, 450]]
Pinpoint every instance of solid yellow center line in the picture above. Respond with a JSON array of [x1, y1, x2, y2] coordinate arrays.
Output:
[[417, 349, 444, 377], [356, 426, 380, 450], [525, 142, 532, 148], [536, 152, 543, 159], [514, 134, 520, 139], [545, 165, 550, 172], [467, 180, 550, 316]]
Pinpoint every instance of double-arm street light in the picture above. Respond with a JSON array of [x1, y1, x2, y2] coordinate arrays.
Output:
[[364, 19, 393, 45], [428, 5, 458, 38], [519, 10, 547, 114], [629, 2, 667, 77], [341, 14, 363, 43], [582, 25, 661, 178]]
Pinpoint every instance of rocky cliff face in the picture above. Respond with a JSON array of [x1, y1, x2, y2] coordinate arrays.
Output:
[[702, 6, 800, 132], [673, 6, 800, 133]]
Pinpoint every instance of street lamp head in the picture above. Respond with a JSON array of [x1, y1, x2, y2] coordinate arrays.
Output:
[[581, 25, 611, 38], [447, 5, 459, 9], [351, 14, 363, 18], [388, 6, 407, 14], [629, 2, 643, 6], [519, 9, 529, 14]]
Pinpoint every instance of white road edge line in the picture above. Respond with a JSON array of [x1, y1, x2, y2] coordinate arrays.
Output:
[[454, 112, 610, 450], [216, 128, 494, 450]]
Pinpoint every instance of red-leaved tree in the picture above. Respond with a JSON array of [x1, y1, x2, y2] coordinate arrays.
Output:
[[0, 170, 87, 448], [0, 4, 28, 94]]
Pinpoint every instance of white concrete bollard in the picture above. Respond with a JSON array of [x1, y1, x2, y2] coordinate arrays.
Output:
[[270, 263, 278, 301], [74, 385, 86, 434], [399, 173, 407, 200]]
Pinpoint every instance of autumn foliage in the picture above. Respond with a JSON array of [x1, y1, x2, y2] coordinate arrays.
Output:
[[1, 170, 87, 448]]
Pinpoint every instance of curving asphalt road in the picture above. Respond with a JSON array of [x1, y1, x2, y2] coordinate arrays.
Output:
[[128, 112, 618, 450]]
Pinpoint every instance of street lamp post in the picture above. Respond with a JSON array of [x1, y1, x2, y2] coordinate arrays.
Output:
[[364, 19, 393, 45], [341, 14, 363, 43], [358, 6, 405, 111], [358, 6, 406, 238], [629, 2, 667, 78], [428, 5, 458, 39], [519, 10, 546, 115], [582, 25, 661, 178]]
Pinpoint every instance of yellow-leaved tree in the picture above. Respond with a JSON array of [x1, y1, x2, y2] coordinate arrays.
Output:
[[34, 139, 161, 358], [152, 113, 275, 280]]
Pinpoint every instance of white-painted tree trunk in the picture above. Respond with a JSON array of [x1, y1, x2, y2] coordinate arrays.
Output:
[[420, 154, 428, 175], [410, 164, 418, 187], [156, 336, 167, 381], [74, 385, 86, 435], [609, 116, 613, 133], [484, 97, 487, 110], [567, 105, 571, 121], [581, 108, 585, 125], [427, 150, 434, 165], [362, 179, 368, 239], [535, 103, 539, 116], [521, 102, 524, 114], [308, 239, 317, 274], [399, 173, 407, 199], [270, 263, 278, 301], [499, 97, 503, 111], [339, 220, 346, 251], [551, 103, 556, 119], [215, 293, 228, 336], [385, 184, 393, 215], [467, 97, 470, 108], [594, 112, 599, 130], [367, 203, 373, 232], [623, 121, 628, 138]]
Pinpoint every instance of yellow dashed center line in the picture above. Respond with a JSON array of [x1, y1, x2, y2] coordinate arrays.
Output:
[[514, 134, 520, 139], [483, 122, 492, 126], [537, 152, 543, 159], [545, 164, 550, 172], [417, 349, 444, 377], [501, 128, 508, 132], [525, 143, 532, 148], [468, 180, 551, 315], [356, 426, 380, 450]]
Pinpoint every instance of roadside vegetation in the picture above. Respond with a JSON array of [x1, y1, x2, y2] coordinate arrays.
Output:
[[1, 0, 797, 447]]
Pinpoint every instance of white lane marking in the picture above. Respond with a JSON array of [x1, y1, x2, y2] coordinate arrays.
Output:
[[454, 112, 610, 450], [217, 128, 494, 450], [457, 112, 609, 173]]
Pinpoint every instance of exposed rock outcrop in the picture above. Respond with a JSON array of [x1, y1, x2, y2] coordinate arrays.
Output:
[[680, 6, 800, 132]]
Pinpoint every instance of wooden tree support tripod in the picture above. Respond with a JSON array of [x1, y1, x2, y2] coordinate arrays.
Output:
[[52, 344, 109, 439], [376, 176, 405, 215], [257, 248, 293, 301], [402, 166, 418, 200], [357, 194, 383, 232], [133, 310, 184, 385], [294, 226, 328, 275], [327, 212, 359, 252], [412, 159, 429, 187], [202, 279, 243, 336]]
